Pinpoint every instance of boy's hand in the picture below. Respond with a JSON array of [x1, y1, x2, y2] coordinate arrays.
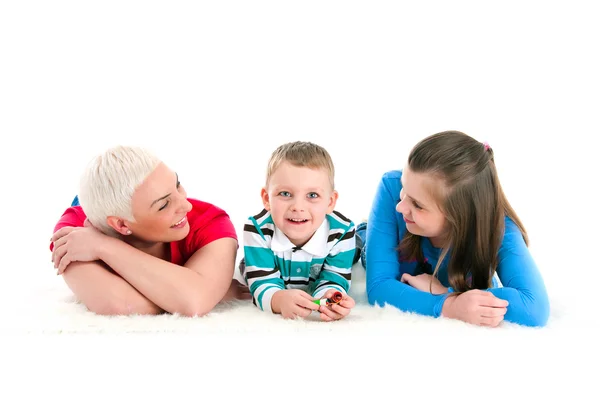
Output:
[[271, 289, 320, 319], [317, 289, 355, 322]]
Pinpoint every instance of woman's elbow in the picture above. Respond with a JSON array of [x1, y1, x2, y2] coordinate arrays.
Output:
[[177, 301, 213, 317], [177, 292, 223, 317], [87, 300, 163, 316]]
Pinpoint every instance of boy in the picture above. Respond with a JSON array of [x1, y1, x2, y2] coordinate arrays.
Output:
[[240, 141, 357, 321]]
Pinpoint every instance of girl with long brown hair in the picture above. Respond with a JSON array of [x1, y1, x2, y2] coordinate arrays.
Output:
[[356, 131, 549, 327]]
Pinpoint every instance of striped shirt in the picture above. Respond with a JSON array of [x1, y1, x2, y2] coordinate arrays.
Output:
[[241, 209, 356, 313]]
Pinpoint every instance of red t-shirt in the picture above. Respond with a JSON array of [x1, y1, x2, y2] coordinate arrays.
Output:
[[49, 198, 238, 266]]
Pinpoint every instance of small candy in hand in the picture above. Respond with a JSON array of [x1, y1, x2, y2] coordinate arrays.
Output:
[[313, 291, 344, 306]]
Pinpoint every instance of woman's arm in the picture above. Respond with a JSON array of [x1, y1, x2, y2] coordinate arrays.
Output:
[[50, 207, 163, 316], [484, 220, 550, 327], [95, 236, 237, 317], [61, 260, 164, 316], [52, 221, 237, 317], [366, 172, 449, 317]]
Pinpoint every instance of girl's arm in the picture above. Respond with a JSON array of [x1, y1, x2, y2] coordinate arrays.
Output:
[[484, 219, 550, 326], [366, 172, 449, 317]]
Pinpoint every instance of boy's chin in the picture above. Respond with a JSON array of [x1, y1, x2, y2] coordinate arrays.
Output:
[[285, 231, 317, 247]]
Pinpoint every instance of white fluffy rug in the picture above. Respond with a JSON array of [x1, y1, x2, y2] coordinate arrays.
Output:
[[2, 262, 560, 335], [2, 256, 597, 398]]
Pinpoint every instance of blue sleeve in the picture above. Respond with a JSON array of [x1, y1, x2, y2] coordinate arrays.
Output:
[[484, 219, 550, 327], [365, 172, 449, 317]]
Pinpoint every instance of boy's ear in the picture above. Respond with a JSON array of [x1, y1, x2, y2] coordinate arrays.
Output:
[[106, 216, 131, 236], [327, 190, 339, 213], [261, 187, 271, 211]]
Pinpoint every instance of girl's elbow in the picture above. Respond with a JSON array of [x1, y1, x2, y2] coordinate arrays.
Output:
[[519, 294, 550, 327], [367, 291, 377, 306], [366, 280, 383, 306], [529, 298, 550, 327]]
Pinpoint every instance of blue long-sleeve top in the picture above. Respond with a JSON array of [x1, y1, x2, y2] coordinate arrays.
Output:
[[365, 170, 550, 327]]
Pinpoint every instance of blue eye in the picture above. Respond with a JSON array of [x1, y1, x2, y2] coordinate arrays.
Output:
[[308, 192, 319, 199], [279, 191, 291, 197]]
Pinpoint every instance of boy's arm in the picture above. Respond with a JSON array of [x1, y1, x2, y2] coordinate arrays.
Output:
[[312, 224, 356, 299], [242, 219, 285, 313]]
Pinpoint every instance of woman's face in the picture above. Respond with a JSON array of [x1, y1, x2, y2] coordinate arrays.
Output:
[[126, 162, 193, 243]]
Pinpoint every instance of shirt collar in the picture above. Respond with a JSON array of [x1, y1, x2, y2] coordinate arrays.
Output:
[[271, 218, 329, 257]]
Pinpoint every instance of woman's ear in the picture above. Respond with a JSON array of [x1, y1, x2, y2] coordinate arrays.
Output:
[[106, 216, 132, 236]]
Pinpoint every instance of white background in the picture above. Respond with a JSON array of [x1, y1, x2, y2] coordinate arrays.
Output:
[[1, 1, 598, 396]]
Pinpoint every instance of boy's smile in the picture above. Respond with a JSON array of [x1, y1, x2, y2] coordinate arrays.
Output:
[[261, 161, 338, 247]]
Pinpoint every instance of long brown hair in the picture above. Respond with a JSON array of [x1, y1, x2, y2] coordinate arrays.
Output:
[[399, 131, 528, 292]]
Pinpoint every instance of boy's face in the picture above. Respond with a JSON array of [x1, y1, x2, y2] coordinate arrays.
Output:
[[261, 161, 338, 247]]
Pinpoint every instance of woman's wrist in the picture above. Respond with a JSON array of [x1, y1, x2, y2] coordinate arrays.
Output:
[[95, 234, 120, 262]]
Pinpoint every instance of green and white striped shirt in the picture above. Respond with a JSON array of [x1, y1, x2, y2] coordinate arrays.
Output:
[[241, 209, 356, 313]]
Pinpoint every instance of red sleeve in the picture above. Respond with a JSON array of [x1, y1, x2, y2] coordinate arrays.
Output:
[[187, 207, 238, 252], [49, 206, 86, 251]]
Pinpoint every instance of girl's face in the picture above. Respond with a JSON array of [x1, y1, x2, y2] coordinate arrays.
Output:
[[396, 166, 448, 247]]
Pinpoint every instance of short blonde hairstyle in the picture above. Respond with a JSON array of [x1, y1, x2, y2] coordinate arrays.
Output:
[[266, 141, 335, 189], [78, 146, 161, 236]]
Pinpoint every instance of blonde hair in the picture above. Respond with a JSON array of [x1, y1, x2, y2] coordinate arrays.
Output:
[[78, 146, 161, 236], [266, 141, 335, 189]]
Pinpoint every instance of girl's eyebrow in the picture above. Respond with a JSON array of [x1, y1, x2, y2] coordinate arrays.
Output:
[[401, 177, 426, 208]]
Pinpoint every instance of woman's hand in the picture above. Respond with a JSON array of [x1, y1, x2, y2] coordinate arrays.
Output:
[[51, 220, 109, 274]]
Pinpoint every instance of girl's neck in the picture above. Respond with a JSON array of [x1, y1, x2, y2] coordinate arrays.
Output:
[[428, 235, 446, 249]]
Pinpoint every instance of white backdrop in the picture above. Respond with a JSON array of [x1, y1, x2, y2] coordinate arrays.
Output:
[[1, 0, 598, 396]]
